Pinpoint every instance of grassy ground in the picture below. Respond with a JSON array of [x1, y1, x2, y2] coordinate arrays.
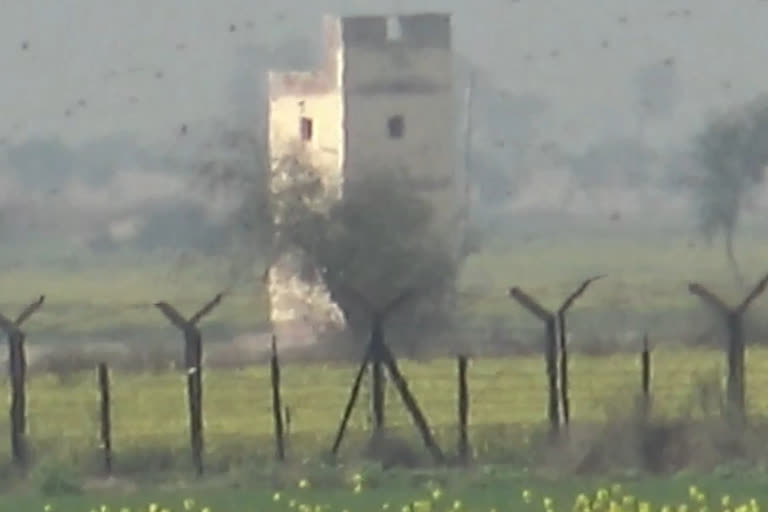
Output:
[[3, 227, 768, 344], [1, 227, 768, 508], [2, 471, 768, 511], [1, 347, 767, 474]]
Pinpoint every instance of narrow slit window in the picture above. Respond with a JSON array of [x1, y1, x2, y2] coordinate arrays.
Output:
[[388, 115, 404, 139], [300, 117, 313, 141]]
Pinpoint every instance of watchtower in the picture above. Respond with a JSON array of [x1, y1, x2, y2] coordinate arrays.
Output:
[[266, 12, 460, 346]]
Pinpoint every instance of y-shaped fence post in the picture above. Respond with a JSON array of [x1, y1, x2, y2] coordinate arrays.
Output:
[[155, 293, 224, 476], [509, 276, 603, 434], [0, 295, 45, 469], [688, 274, 768, 423]]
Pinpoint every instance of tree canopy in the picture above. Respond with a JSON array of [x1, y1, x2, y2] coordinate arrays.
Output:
[[272, 156, 462, 339], [691, 94, 768, 282]]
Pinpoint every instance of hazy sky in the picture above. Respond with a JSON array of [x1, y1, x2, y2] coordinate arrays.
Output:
[[1, 0, 767, 151]]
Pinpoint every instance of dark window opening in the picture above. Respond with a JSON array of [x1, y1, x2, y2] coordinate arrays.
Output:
[[388, 115, 404, 139], [300, 117, 313, 141]]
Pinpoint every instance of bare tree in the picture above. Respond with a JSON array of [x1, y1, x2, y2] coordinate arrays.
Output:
[[691, 94, 768, 284]]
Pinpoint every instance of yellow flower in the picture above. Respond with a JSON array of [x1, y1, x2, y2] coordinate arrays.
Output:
[[522, 490, 532, 504], [432, 489, 443, 501], [184, 498, 195, 510], [299, 478, 310, 489], [273, 492, 282, 502], [723, 497, 732, 508], [354, 483, 363, 494], [544, 497, 554, 509], [453, 500, 463, 510], [43, 506, 53, 512]]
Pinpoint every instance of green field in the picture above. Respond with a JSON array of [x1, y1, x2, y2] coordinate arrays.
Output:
[[0, 347, 766, 477], [2, 226, 768, 505], [3, 227, 768, 346], [2, 472, 768, 512]]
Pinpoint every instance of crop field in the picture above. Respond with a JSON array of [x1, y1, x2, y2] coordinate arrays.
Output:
[[3, 226, 768, 345], [0, 346, 768, 475], [2, 226, 768, 506]]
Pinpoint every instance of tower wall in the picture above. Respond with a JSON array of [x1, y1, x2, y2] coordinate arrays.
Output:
[[339, 13, 460, 242]]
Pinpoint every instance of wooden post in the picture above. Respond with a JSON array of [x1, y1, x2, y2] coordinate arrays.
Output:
[[370, 319, 386, 439], [556, 311, 570, 427], [270, 336, 285, 461], [187, 330, 204, 477], [97, 362, 113, 475], [509, 277, 602, 434], [688, 274, 768, 423], [556, 276, 603, 427], [380, 341, 444, 464], [0, 296, 45, 469], [640, 334, 651, 419], [544, 317, 559, 434], [726, 311, 745, 416], [457, 355, 469, 464], [331, 340, 375, 456], [154, 293, 224, 476], [284, 406, 292, 438]]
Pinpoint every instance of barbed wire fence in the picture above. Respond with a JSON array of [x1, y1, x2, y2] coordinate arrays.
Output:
[[1, 274, 768, 475]]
